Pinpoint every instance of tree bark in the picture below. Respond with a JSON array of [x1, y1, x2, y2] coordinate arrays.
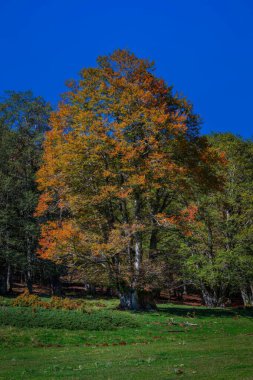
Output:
[[132, 193, 142, 291], [241, 286, 253, 307], [133, 232, 142, 285]]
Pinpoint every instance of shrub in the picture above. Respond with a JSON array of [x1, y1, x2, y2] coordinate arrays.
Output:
[[48, 296, 84, 310], [12, 291, 43, 308], [12, 292, 88, 311]]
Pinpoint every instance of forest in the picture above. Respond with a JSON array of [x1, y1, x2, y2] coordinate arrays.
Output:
[[0, 50, 253, 310]]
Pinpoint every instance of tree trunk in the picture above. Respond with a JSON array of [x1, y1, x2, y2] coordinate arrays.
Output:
[[0, 273, 7, 295], [241, 286, 253, 306], [133, 232, 142, 285], [26, 235, 33, 294], [119, 192, 157, 311], [26, 272, 33, 294], [6, 264, 11, 293], [149, 228, 158, 259], [119, 288, 157, 311], [50, 275, 63, 296], [201, 285, 226, 307], [133, 193, 142, 287], [87, 284, 96, 297]]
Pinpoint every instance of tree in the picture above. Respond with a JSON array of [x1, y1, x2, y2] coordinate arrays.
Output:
[[184, 134, 253, 306], [36, 50, 221, 310], [0, 91, 51, 293], [0, 124, 17, 293]]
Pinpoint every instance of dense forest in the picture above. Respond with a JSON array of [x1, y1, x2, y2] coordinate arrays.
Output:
[[0, 50, 253, 310]]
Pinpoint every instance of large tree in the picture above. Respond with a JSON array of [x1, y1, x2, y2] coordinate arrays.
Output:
[[36, 50, 221, 310]]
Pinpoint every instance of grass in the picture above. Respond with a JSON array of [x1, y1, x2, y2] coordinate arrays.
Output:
[[0, 307, 138, 330], [0, 297, 252, 379]]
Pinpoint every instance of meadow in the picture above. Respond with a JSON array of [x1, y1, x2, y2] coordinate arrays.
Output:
[[0, 296, 252, 379]]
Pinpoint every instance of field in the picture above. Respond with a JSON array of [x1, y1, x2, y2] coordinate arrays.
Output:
[[0, 297, 253, 380]]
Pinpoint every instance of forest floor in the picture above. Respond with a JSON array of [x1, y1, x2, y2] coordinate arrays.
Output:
[[0, 297, 252, 379]]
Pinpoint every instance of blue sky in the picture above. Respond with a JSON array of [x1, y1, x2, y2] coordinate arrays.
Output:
[[0, 0, 252, 137]]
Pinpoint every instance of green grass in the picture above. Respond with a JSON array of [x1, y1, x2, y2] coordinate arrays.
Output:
[[0, 298, 252, 379], [0, 307, 138, 330]]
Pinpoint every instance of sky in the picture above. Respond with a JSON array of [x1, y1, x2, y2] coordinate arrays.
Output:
[[0, 0, 253, 138]]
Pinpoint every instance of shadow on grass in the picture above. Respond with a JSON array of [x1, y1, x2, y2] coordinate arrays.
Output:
[[157, 305, 253, 318]]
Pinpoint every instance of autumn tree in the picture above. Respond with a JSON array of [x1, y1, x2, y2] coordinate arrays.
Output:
[[36, 50, 221, 310]]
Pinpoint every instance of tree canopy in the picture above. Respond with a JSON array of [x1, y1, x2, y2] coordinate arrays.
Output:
[[36, 50, 223, 309]]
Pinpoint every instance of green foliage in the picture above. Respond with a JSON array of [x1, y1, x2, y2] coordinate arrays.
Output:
[[0, 91, 52, 292], [183, 133, 253, 305], [0, 305, 138, 330]]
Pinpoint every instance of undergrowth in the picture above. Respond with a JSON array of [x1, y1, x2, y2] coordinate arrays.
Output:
[[0, 306, 138, 330]]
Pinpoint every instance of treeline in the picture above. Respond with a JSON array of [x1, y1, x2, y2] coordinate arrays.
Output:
[[0, 91, 64, 295], [0, 50, 253, 310]]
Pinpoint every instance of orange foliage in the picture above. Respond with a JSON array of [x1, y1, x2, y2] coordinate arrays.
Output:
[[35, 49, 223, 279], [38, 220, 79, 260]]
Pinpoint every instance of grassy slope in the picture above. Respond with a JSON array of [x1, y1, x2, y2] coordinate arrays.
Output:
[[0, 299, 252, 379]]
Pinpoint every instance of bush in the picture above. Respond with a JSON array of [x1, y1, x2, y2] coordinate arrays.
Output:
[[12, 291, 43, 308], [12, 292, 89, 311], [46, 296, 84, 310], [0, 306, 138, 330]]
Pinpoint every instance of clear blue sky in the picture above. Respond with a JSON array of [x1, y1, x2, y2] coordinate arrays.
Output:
[[0, 0, 252, 137]]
